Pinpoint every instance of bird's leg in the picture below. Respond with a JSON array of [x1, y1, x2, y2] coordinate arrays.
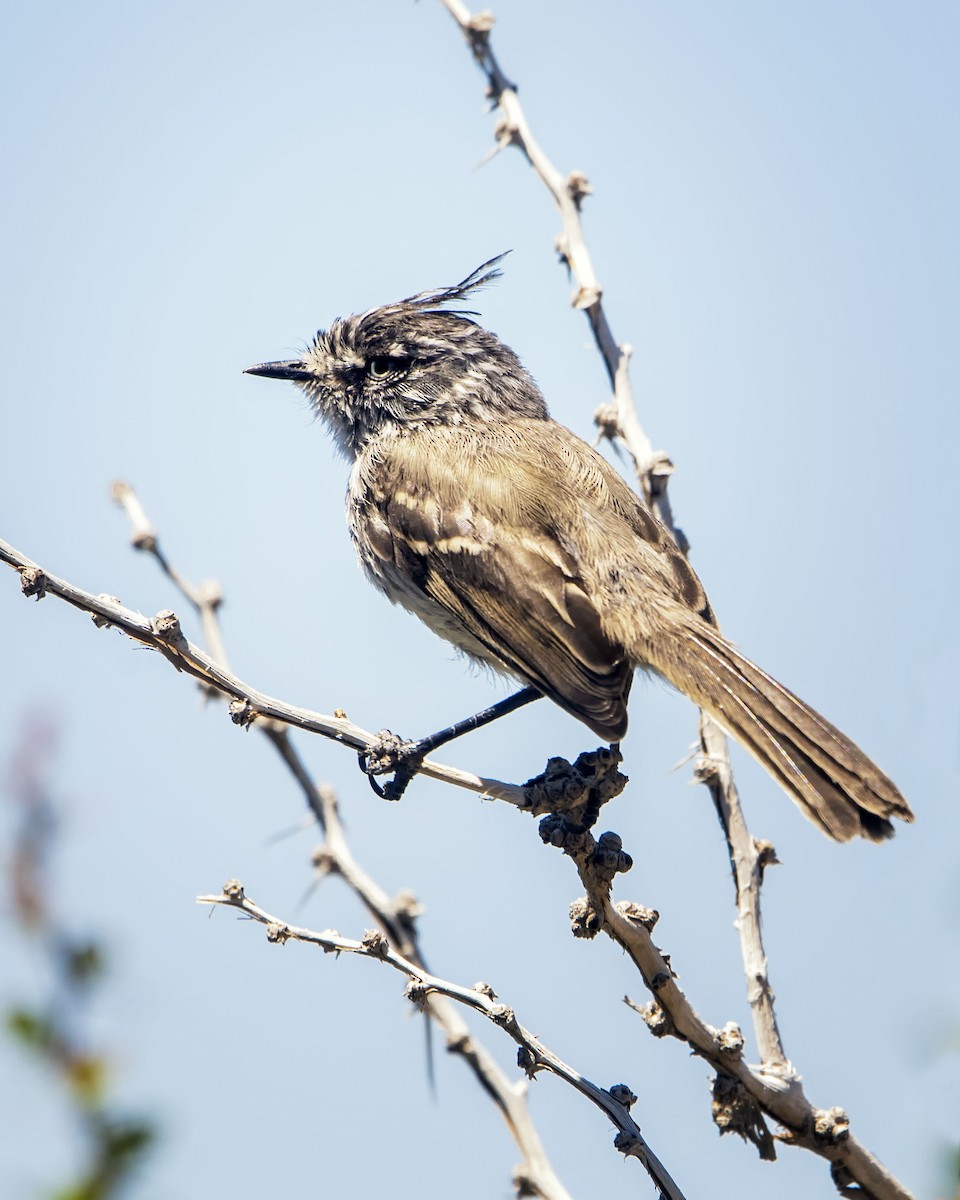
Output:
[[358, 686, 543, 801]]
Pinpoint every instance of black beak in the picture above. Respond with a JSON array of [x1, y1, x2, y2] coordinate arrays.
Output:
[[244, 360, 313, 381]]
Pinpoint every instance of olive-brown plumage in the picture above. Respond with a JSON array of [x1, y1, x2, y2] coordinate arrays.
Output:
[[246, 260, 913, 843]]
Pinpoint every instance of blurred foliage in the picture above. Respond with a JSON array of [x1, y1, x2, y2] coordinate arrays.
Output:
[[941, 1143, 960, 1200], [4, 715, 157, 1199]]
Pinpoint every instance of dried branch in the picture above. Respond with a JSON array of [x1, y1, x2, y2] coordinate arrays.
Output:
[[289, 770, 575, 1200], [111, 480, 231, 668], [110, 483, 576, 1200], [443, 0, 787, 1090], [200, 880, 687, 1200], [543, 819, 912, 1200], [441, 0, 786, 1066], [440, 6, 913, 1198], [0, 535, 525, 809], [439, 0, 672, 516], [696, 718, 787, 1070]]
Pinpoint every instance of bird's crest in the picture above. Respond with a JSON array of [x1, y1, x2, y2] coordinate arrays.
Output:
[[361, 254, 509, 324]]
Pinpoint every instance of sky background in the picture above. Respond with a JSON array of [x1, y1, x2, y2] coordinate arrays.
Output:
[[1, 3, 958, 1198]]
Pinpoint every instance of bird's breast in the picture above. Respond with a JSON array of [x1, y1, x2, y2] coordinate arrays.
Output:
[[345, 449, 515, 674]]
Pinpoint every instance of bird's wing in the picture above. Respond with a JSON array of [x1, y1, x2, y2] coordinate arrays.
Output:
[[356, 422, 647, 741]]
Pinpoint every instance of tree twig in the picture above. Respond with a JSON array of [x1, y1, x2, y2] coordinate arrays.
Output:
[[0, 535, 525, 808], [544, 818, 913, 1199], [111, 483, 577, 1200], [439, 6, 914, 1198], [200, 880, 687, 1200], [440, 0, 786, 1068], [439, 0, 671, 517]]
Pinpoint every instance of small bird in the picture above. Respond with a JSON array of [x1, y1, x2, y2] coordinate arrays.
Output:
[[246, 259, 913, 842]]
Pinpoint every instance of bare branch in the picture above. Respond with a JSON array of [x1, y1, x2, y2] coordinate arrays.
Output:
[[696, 717, 788, 1070], [304, 774, 574, 1200], [200, 880, 687, 1200], [544, 819, 914, 1200], [110, 484, 577, 1200], [0, 535, 525, 808], [111, 480, 230, 668], [440, 1, 673, 517], [439, 0, 791, 1103]]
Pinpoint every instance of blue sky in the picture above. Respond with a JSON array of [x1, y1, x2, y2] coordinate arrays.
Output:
[[1, 4, 957, 1198]]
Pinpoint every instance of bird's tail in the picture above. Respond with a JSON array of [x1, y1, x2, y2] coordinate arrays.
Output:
[[649, 621, 913, 841]]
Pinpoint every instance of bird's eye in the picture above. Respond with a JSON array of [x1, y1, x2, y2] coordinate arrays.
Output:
[[366, 356, 408, 380]]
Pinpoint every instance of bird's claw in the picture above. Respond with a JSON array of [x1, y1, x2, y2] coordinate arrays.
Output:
[[357, 731, 425, 801]]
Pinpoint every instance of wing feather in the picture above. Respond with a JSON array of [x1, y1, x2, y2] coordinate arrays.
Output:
[[355, 424, 638, 740]]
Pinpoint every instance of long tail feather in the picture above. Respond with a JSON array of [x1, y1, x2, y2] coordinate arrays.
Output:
[[653, 622, 913, 842]]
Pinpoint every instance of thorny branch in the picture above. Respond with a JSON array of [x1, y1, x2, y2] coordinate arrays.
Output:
[[0, 535, 524, 809], [444, 0, 789, 1070], [440, 4, 913, 1199], [438, 0, 676, 524], [0, 9, 914, 1196], [200, 881, 686, 1200], [0, 530, 629, 833], [1, 502, 911, 1195], [110, 482, 576, 1200], [440, 0, 787, 1071], [540, 817, 911, 1198], [272, 766, 575, 1200]]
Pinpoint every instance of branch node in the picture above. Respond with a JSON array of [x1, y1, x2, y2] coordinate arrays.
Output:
[[566, 169, 592, 209], [490, 1003, 518, 1033], [646, 450, 676, 489], [229, 698, 259, 730], [524, 746, 626, 825], [111, 480, 157, 551], [404, 980, 431, 1011], [650, 971, 671, 993], [360, 929, 389, 958], [492, 116, 520, 151], [628, 996, 678, 1040], [812, 1107, 850, 1146], [266, 921, 290, 944], [593, 402, 619, 442], [538, 813, 590, 853], [222, 879, 245, 901], [150, 609, 187, 651], [446, 1031, 470, 1054], [516, 1046, 540, 1079], [572, 282, 602, 310], [613, 1130, 641, 1158], [197, 578, 224, 609], [18, 565, 47, 600], [608, 1083, 637, 1109], [712, 1072, 777, 1160], [754, 838, 781, 874], [718, 1021, 745, 1059], [592, 830, 633, 879], [511, 1165, 539, 1198], [615, 900, 659, 931], [311, 847, 339, 879], [472, 981, 498, 1000], [466, 10, 495, 37], [92, 595, 121, 628], [392, 888, 424, 924], [569, 896, 603, 939]]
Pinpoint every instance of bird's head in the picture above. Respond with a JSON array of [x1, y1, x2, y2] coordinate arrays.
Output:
[[245, 256, 548, 457]]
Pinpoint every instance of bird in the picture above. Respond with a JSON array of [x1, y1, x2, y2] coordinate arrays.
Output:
[[245, 258, 913, 842]]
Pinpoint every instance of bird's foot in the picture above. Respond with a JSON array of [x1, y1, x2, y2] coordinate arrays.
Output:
[[358, 689, 545, 802], [358, 731, 426, 801]]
